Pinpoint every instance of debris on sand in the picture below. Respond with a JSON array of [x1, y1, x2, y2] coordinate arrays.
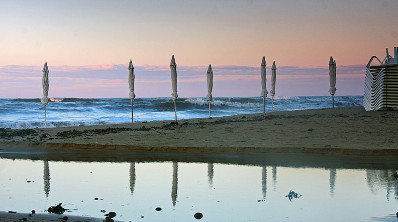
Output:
[[285, 190, 302, 201]]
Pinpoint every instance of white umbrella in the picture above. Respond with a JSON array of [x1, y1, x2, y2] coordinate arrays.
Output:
[[207, 64, 213, 118], [261, 56, 268, 116], [41, 62, 49, 127], [128, 60, 135, 123], [270, 61, 277, 111], [170, 55, 178, 121], [329, 56, 336, 108]]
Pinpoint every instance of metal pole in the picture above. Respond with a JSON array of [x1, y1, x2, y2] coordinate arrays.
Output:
[[131, 99, 134, 123], [209, 102, 211, 118], [174, 100, 177, 121], [45, 105, 47, 128], [263, 97, 265, 118], [272, 97, 274, 111], [332, 95, 334, 108]]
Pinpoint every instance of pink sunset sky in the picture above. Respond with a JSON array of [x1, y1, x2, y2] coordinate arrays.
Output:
[[0, 0, 397, 98]]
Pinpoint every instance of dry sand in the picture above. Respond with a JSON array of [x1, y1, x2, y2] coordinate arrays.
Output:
[[1, 106, 397, 156]]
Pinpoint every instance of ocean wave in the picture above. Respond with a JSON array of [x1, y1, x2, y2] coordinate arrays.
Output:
[[0, 96, 364, 129]]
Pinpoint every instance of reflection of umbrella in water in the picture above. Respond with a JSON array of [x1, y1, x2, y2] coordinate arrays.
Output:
[[43, 161, 50, 197], [262, 166, 267, 199], [170, 55, 178, 121], [260, 56, 268, 117], [171, 162, 178, 206], [128, 60, 136, 123], [329, 168, 336, 197], [272, 166, 277, 191], [41, 62, 49, 127], [130, 163, 136, 195], [207, 163, 214, 189]]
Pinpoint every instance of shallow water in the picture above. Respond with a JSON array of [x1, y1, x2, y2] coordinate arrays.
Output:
[[0, 157, 397, 221]]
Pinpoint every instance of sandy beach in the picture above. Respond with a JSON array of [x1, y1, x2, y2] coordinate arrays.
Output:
[[1, 106, 397, 157]]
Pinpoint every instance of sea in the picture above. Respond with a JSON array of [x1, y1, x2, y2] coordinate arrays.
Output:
[[0, 96, 363, 129]]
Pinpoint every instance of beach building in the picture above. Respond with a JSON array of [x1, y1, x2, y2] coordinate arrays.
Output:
[[364, 47, 398, 111]]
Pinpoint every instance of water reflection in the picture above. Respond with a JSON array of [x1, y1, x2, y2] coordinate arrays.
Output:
[[0, 158, 397, 222], [130, 163, 136, 196], [261, 166, 267, 199], [171, 162, 178, 207], [43, 160, 50, 198], [207, 163, 214, 189], [366, 169, 398, 201], [272, 166, 277, 191], [329, 168, 336, 197]]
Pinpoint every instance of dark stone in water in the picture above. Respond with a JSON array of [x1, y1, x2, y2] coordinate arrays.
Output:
[[194, 212, 203, 219], [155, 207, 162, 211], [393, 172, 398, 180], [60, 216, 68, 220], [104, 212, 116, 218], [31, 210, 35, 214], [48, 203, 66, 214], [8, 211, 16, 213], [285, 190, 302, 201]]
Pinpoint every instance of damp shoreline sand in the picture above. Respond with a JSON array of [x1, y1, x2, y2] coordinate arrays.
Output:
[[0, 106, 397, 157]]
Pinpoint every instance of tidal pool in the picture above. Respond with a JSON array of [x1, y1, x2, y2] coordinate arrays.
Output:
[[0, 157, 397, 221]]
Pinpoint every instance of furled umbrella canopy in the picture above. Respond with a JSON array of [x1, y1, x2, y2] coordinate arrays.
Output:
[[261, 56, 268, 98], [207, 64, 213, 101], [41, 62, 49, 127], [128, 60, 135, 100], [128, 60, 135, 122], [260, 56, 267, 116], [270, 61, 277, 111], [207, 64, 213, 118], [41, 62, 49, 106], [170, 55, 178, 121], [329, 56, 337, 108]]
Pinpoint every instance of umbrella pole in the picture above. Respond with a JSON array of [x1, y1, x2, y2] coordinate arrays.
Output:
[[174, 100, 177, 121], [209, 102, 211, 118], [272, 97, 274, 111], [131, 99, 134, 123], [332, 95, 334, 108], [44, 105, 47, 128], [263, 97, 265, 118]]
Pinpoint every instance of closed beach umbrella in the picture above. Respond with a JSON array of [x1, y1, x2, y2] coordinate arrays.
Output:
[[128, 60, 135, 123], [261, 56, 268, 116], [270, 61, 277, 111], [329, 56, 337, 108], [41, 62, 49, 127], [170, 55, 178, 121], [207, 64, 213, 118]]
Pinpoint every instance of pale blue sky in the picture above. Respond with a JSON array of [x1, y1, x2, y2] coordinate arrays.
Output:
[[0, 0, 397, 97]]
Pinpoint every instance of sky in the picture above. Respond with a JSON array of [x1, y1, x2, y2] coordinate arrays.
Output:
[[0, 0, 397, 98]]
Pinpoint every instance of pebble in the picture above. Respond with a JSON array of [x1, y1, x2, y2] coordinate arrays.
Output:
[[155, 207, 162, 211], [194, 212, 203, 219]]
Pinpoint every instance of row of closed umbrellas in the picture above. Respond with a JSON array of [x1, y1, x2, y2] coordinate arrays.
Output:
[[41, 55, 337, 127]]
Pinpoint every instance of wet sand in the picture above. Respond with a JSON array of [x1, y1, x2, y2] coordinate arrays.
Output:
[[1, 106, 398, 157]]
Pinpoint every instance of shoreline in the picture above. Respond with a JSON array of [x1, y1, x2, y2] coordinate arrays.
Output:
[[1, 106, 398, 159]]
